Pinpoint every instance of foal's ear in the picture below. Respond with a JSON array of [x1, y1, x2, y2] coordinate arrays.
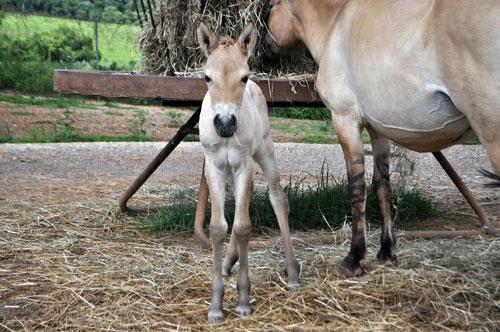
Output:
[[237, 23, 258, 57], [197, 22, 218, 56]]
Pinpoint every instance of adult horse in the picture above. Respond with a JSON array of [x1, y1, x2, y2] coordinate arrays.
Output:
[[267, 0, 500, 276]]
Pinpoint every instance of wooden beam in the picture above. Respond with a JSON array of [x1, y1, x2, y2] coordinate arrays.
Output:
[[53, 70, 324, 107]]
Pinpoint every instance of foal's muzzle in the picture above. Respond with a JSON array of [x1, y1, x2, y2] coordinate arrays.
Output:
[[214, 114, 237, 138]]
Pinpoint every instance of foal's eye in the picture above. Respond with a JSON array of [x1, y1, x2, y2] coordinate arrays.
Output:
[[241, 75, 249, 84], [204, 75, 212, 83]]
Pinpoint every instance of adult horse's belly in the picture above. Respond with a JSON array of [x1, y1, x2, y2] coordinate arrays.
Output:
[[362, 89, 471, 152]]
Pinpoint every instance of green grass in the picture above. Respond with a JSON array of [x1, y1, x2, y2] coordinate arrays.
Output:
[[104, 110, 124, 116], [0, 92, 97, 109], [0, 107, 152, 143], [11, 110, 32, 116], [271, 118, 371, 144], [0, 127, 152, 143], [269, 107, 331, 121], [302, 134, 338, 144], [463, 136, 481, 145], [3, 13, 140, 69], [137, 166, 441, 235]]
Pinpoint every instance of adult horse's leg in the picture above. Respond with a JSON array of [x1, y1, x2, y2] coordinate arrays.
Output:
[[231, 164, 253, 317], [205, 161, 228, 323], [368, 129, 397, 263], [333, 113, 367, 276], [255, 141, 300, 288]]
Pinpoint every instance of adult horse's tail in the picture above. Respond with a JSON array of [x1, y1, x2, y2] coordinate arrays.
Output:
[[479, 169, 500, 187]]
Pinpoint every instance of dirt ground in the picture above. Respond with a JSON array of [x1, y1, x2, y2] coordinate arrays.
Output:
[[0, 100, 334, 144], [0, 141, 499, 330]]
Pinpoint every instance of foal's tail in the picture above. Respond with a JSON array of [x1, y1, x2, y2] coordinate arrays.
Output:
[[479, 169, 500, 187]]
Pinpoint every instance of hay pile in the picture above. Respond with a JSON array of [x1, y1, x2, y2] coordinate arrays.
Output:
[[1, 186, 499, 330], [137, 0, 316, 77]]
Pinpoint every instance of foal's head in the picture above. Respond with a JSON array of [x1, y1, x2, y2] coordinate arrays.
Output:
[[197, 22, 257, 137]]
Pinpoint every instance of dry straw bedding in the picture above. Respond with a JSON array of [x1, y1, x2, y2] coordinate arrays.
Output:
[[138, 0, 316, 77], [1, 193, 499, 331]]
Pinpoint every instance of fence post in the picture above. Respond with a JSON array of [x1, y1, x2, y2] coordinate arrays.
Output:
[[94, 19, 99, 70]]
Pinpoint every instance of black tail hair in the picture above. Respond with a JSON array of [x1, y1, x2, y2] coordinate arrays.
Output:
[[479, 169, 500, 188]]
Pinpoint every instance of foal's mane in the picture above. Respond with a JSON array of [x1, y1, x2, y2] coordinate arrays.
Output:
[[209, 36, 236, 54]]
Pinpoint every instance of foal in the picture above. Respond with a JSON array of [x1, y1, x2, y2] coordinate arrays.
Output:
[[197, 22, 300, 323]]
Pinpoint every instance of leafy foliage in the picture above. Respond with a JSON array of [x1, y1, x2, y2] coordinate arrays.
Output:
[[269, 107, 331, 121], [0, 25, 94, 92], [0, 0, 138, 24], [0, 12, 139, 93], [1, 26, 94, 62]]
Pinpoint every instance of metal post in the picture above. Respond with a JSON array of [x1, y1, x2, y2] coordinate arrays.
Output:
[[94, 19, 99, 70], [132, 0, 143, 27], [139, 0, 148, 22], [119, 107, 201, 211], [432, 151, 491, 228], [146, 0, 156, 30]]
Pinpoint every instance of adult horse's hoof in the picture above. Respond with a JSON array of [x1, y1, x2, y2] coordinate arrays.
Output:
[[376, 249, 398, 265], [235, 304, 251, 317], [338, 257, 363, 277], [208, 309, 224, 323]]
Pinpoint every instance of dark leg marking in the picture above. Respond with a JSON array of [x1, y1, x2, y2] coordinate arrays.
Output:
[[341, 156, 367, 277], [377, 229, 397, 263], [372, 140, 397, 264]]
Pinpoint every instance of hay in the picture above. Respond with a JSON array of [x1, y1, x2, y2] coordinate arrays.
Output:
[[137, 0, 317, 78], [1, 188, 499, 331]]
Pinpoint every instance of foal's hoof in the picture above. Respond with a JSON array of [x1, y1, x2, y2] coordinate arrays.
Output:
[[338, 257, 363, 277], [284, 260, 301, 288], [287, 282, 300, 291], [376, 250, 398, 265], [208, 309, 224, 323], [235, 304, 251, 317]]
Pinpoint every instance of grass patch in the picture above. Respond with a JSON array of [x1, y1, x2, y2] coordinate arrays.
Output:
[[302, 135, 338, 144], [271, 118, 371, 145], [0, 109, 153, 143], [137, 166, 440, 235], [0, 129, 152, 143], [183, 134, 200, 142], [104, 110, 124, 117], [463, 136, 481, 145], [0, 92, 97, 109], [11, 110, 32, 116], [269, 107, 331, 121]]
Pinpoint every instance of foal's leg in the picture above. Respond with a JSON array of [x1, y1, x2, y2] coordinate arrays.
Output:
[[231, 164, 253, 316], [222, 183, 240, 276], [205, 161, 228, 323], [368, 129, 397, 263], [222, 230, 239, 276], [255, 141, 300, 287], [332, 113, 367, 277]]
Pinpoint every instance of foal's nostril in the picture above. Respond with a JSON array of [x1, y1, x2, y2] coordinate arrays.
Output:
[[213, 114, 237, 137], [213, 114, 222, 127]]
